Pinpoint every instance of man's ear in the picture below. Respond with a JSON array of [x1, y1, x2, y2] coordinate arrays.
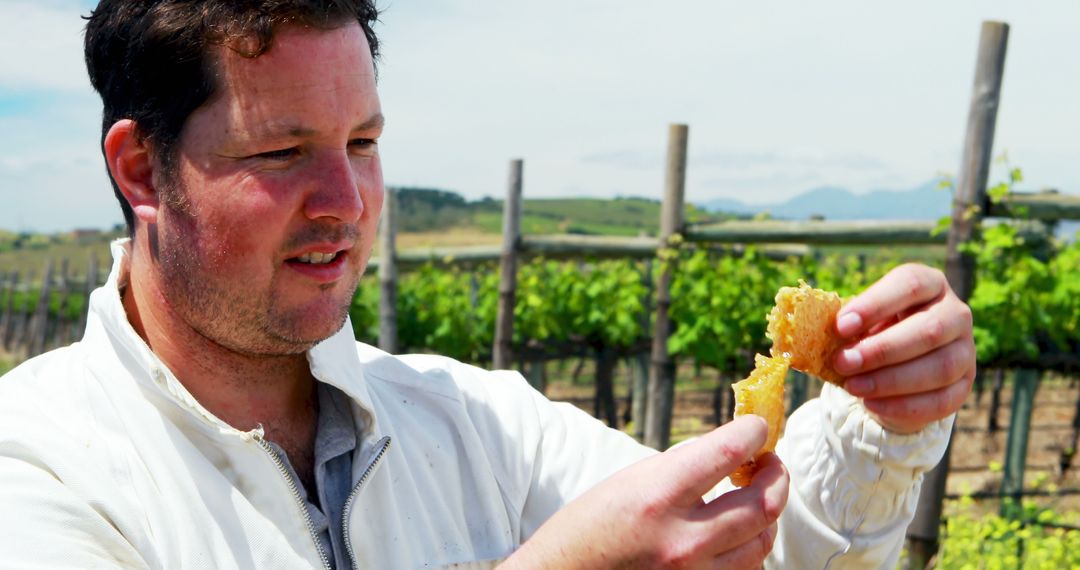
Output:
[[103, 120, 161, 225]]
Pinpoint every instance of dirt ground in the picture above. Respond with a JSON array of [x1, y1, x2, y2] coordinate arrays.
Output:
[[545, 363, 1080, 514]]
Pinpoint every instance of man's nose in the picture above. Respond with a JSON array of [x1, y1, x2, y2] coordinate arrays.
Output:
[[303, 152, 364, 223]]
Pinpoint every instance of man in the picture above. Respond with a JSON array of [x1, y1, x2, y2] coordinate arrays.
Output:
[[0, 1, 975, 568]]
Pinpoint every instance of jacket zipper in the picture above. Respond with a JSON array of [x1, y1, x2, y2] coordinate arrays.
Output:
[[255, 436, 332, 570], [343, 436, 392, 570]]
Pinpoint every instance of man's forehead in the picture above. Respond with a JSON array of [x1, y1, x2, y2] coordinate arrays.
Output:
[[212, 23, 375, 89]]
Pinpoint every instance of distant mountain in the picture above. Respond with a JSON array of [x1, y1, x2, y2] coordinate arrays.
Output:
[[700, 181, 951, 221]]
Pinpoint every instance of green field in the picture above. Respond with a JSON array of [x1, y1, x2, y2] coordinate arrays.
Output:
[[0, 230, 118, 284]]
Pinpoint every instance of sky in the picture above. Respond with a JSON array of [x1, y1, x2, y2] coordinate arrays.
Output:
[[0, 0, 1077, 232]]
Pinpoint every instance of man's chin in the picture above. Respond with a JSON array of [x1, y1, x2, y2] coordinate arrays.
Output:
[[265, 307, 351, 351]]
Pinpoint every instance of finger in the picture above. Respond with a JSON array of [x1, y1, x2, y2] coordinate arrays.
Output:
[[835, 295, 972, 375], [710, 523, 777, 569], [836, 264, 948, 338], [663, 416, 768, 507], [693, 453, 788, 555], [862, 373, 974, 433], [845, 337, 976, 399]]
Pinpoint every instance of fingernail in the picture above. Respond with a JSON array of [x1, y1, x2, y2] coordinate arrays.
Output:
[[846, 376, 874, 395], [837, 312, 862, 336], [840, 348, 863, 370]]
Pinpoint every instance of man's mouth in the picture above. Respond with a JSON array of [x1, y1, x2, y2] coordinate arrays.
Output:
[[292, 251, 339, 265]]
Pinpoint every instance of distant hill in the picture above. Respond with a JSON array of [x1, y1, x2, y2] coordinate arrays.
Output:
[[392, 187, 730, 237], [699, 181, 951, 221], [699, 182, 1079, 241]]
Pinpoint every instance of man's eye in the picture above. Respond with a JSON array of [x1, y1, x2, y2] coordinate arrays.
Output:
[[349, 138, 377, 150], [254, 148, 298, 160]]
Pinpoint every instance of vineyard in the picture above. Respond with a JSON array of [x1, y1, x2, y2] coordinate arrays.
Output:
[[2, 230, 1079, 567], [2, 18, 1080, 569]]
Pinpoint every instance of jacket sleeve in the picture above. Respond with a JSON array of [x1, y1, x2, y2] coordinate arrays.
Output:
[[0, 453, 149, 569], [513, 377, 657, 541], [767, 383, 954, 569]]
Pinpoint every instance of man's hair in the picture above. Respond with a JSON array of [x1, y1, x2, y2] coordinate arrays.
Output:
[[84, 0, 380, 235]]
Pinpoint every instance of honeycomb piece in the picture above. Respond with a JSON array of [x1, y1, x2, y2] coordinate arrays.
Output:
[[766, 280, 846, 385], [730, 353, 789, 488]]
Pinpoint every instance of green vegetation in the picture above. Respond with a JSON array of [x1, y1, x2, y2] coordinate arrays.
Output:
[[928, 484, 1080, 569], [344, 232, 1080, 372]]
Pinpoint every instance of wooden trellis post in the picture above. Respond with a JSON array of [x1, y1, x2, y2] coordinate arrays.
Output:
[[906, 20, 1009, 568], [27, 260, 55, 358], [1001, 368, 1038, 518], [493, 159, 524, 370], [50, 259, 72, 350], [76, 254, 99, 339], [0, 271, 12, 348], [3, 271, 20, 352], [644, 124, 688, 450], [378, 187, 399, 354], [631, 259, 654, 441]]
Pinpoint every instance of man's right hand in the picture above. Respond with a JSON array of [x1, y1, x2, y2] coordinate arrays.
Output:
[[502, 415, 789, 568]]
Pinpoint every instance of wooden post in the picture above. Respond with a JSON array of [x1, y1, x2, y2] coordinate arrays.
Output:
[[525, 358, 546, 393], [713, 369, 732, 425], [1001, 369, 1038, 519], [594, 346, 618, 428], [50, 259, 72, 350], [788, 370, 808, 417], [989, 368, 1005, 432], [907, 21, 1009, 568], [644, 124, 688, 450], [0, 271, 10, 348], [1062, 382, 1080, 475], [76, 254, 98, 339], [378, 187, 399, 354], [631, 259, 654, 441], [2, 272, 20, 352], [27, 260, 55, 358], [493, 159, 524, 370]]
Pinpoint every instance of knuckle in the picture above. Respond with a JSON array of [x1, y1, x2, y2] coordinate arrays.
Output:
[[760, 489, 781, 524], [904, 275, 924, 299], [659, 539, 697, 567], [924, 316, 946, 347], [716, 440, 747, 470], [941, 345, 964, 381], [932, 390, 953, 419], [862, 337, 891, 367], [958, 302, 974, 329]]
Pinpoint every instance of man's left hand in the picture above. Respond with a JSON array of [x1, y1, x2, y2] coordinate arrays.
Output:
[[832, 263, 976, 434]]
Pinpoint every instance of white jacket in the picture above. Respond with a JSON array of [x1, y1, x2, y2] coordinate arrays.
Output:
[[0, 243, 953, 569]]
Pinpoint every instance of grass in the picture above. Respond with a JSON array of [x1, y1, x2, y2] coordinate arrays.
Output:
[[0, 236, 117, 284]]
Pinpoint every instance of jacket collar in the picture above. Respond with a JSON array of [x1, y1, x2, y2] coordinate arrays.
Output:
[[84, 238, 380, 441]]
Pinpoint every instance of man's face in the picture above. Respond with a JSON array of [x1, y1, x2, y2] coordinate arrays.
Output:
[[151, 23, 384, 356]]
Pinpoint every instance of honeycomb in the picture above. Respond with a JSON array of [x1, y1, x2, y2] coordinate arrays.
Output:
[[730, 353, 790, 488], [766, 280, 846, 385]]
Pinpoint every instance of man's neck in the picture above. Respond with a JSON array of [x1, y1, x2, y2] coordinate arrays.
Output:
[[119, 251, 317, 435]]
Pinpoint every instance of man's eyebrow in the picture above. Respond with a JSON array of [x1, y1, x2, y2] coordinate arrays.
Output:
[[256, 113, 385, 139], [353, 112, 385, 132]]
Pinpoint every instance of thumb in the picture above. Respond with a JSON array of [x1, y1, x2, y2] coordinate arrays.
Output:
[[662, 415, 768, 507]]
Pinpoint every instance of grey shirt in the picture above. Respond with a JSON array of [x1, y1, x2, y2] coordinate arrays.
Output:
[[267, 383, 358, 569]]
